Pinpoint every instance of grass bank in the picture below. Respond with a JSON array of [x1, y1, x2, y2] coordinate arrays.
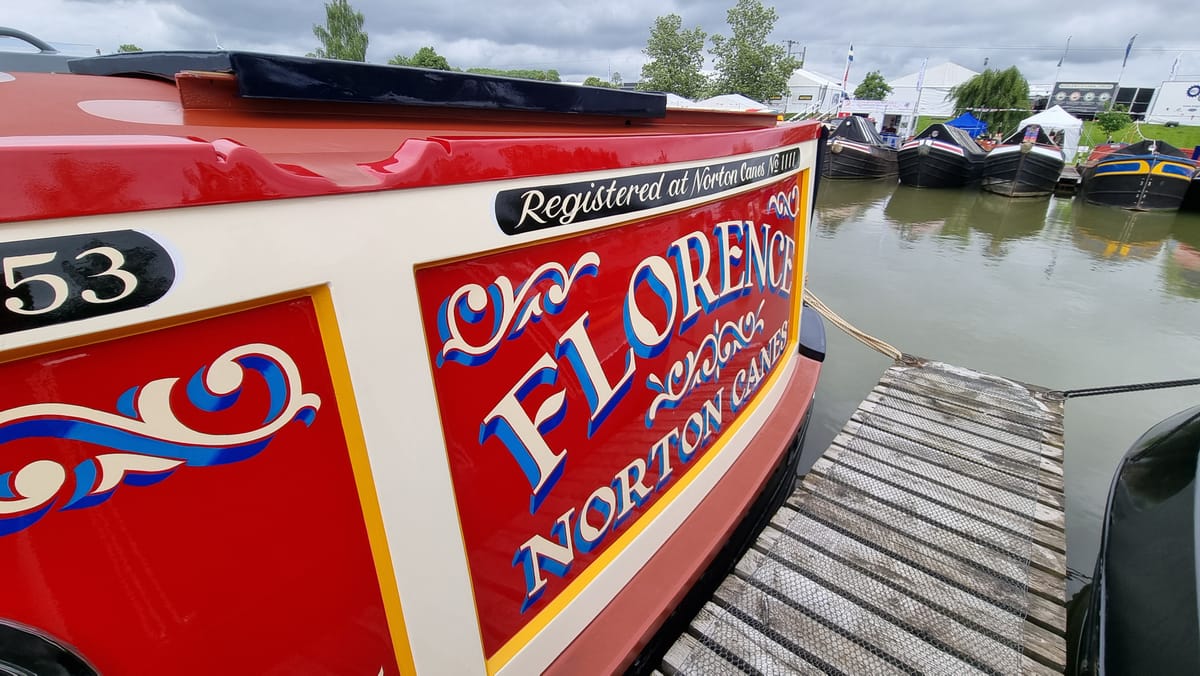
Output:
[[913, 115, 1200, 152]]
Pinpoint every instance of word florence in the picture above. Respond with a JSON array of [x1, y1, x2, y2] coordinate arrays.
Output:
[[440, 219, 796, 612]]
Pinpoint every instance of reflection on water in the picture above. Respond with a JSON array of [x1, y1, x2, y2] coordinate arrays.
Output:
[[808, 180, 1200, 604], [1071, 201, 1176, 263], [1165, 243, 1200, 300], [953, 192, 1050, 259], [880, 187, 1055, 258], [815, 179, 896, 233]]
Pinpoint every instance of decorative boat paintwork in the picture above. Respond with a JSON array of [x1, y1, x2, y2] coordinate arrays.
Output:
[[822, 116, 899, 180], [0, 51, 824, 676], [898, 123, 987, 188], [1080, 139, 1200, 211], [981, 124, 1065, 198]]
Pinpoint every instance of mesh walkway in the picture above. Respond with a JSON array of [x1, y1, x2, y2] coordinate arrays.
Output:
[[662, 360, 1067, 675]]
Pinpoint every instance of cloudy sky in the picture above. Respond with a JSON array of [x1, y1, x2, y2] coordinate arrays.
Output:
[[3, 0, 1197, 90]]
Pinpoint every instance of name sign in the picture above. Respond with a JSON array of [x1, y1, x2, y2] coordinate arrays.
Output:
[[495, 149, 801, 234], [417, 160, 805, 658]]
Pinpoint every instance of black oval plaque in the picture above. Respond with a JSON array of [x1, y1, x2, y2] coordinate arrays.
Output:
[[0, 230, 175, 335]]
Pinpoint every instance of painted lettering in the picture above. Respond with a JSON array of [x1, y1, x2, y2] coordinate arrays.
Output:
[[480, 354, 569, 513], [667, 231, 720, 333], [556, 313, 635, 438], [612, 458, 654, 526], [513, 510, 575, 612], [623, 256, 678, 359]]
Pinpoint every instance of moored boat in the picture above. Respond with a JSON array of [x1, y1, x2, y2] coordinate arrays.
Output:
[[981, 124, 1065, 198], [1079, 139, 1200, 211], [822, 115, 899, 180], [897, 123, 987, 188], [1070, 405, 1200, 675], [1181, 152, 1200, 211], [0, 52, 826, 675]]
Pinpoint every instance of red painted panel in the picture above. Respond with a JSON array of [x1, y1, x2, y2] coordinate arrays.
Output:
[[415, 167, 805, 657], [0, 298, 398, 675]]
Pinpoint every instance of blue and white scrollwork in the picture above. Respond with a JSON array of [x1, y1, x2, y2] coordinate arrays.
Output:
[[644, 301, 766, 426], [767, 185, 800, 221], [0, 343, 321, 536], [436, 252, 600, 367]]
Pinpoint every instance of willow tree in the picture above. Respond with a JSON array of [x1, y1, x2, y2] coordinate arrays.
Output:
[[950, 67, 1030, 137]]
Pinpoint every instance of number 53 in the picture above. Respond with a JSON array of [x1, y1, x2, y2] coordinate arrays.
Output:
[[3, 247, 139, 316]]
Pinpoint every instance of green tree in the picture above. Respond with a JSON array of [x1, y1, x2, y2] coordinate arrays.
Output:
[[117, 44, 142, 53], [466, 68, 561, 82], [389, 46, 451, 70], [853, 70, 891, 100], [1095, 105, 1132, 137], [310, 0, 368, 62], [707, 0, 799, 102], [640, 14, 708, 98], [950, 66, 1030, 137], [583, 76, 616, 88]]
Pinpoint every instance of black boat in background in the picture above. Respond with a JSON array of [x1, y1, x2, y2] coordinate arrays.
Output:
[[1079, 139, 1200, 211], [1185, 177, 1200, 212], [898, 123, 987, 188], [1070, 405, 1200, 675], [822, 116, 899, 180], [981, 125, 1065, 198]]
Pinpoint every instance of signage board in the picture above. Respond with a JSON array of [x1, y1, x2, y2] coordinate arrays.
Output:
[[416, 153, 807, 658], [1051, 82, 1119, 114]]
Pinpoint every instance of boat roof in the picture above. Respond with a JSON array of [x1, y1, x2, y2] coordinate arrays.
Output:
[[1, 51, 816, 224], [916, 123, 986, 155], [1099, 139, 1193, 161], [829, 115, 887, 146], [67, 51, 664, 117], [1001, 124, 1056, 146]]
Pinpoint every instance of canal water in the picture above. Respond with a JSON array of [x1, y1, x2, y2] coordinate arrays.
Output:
[[802, 179, 1200, 597]]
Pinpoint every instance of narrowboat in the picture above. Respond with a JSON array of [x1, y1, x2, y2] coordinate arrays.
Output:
[[1079, 139, 1200, 211], [0, 51, 827, 675], [981, 124, 1066, 198], [1186, 178, 1200, 212], [1070, 405, 1200, 675], [822, 115, 899, 180], [897, 123, 987, 188]]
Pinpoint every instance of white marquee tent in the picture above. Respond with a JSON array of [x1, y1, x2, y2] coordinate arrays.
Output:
[[841, 62, 978, 135], [782, 68, 843, 116], [695, 93, 776, 113], [1018, 105, 1083, 159], [887, 62, 979, 117]]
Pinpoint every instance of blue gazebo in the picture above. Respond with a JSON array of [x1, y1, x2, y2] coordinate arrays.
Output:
[[946, 111, 987, 138]]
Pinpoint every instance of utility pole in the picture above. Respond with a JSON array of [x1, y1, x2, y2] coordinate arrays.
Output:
[[784, 39, 804, 68], [782, 39, 802, 114]]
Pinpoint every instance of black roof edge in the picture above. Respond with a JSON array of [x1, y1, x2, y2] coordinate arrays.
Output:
[[67, 51, 667, 119]]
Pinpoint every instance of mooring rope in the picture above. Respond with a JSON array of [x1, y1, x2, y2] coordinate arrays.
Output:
[[1057, 377, 1200, 400], [803, 290, 1198, 398], [803, 289, 905, 362]]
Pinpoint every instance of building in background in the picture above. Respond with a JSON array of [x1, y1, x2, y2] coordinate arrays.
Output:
[[778, 67, 843, 116], [1146, 80, 1200, 125], [840, 62, 978, 136]]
